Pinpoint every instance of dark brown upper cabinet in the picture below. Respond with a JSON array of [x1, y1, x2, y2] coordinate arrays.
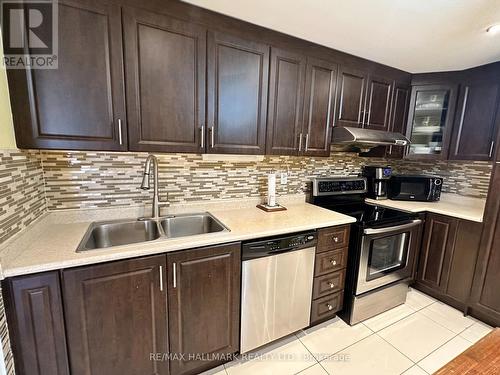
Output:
[[266, 48, 306, 156], [123, 7, 206, 153], [335, 67, 393, 132], [302, 57, 338, 156], [386, 82, 410, 159], [206, 31, 269, 154], [335, 67, 368, 128], [449, 80, 500, 161], [469, 164, 500, 326], [3, 272, 70, 375], [7, 0, 127, 151], [405, 84, 458, 160], [167, 243, 241, 375], [62, 255, 169, 375], [364, 75, 393, 131]]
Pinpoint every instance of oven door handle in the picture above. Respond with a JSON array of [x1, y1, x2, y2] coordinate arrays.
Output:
[[363, 219, 422, 235]]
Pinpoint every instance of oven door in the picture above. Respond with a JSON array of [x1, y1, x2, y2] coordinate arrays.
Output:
[[356, 219, 422, 295]]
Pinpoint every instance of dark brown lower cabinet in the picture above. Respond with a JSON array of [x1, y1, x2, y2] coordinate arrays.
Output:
[[415, 213, 482, 310], [167, 243, 241, 375], [469, 164, 500, 326], [3, 272, 69, 375], [62, 255, 169, 375]]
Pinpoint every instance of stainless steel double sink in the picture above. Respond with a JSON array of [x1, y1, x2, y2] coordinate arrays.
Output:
[[77, 213, 229, 252]]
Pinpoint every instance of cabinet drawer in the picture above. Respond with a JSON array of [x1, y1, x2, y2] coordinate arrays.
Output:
[[317, 226, 350, 252], [314, 249, 347, 276], [312, 269, 346, 299], [311, 291, 344, 324]]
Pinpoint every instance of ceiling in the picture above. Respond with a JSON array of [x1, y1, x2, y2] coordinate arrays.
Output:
[[182, 0, 500, 73]]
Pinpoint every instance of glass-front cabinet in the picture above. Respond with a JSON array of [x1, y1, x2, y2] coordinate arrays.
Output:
[[405, 84, 458, 159]]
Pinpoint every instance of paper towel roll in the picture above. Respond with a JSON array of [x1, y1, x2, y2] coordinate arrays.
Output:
[[267, 172, 276, 207]]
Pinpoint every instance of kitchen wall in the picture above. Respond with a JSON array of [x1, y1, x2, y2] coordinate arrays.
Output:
[[0, 150, 46, 244], [0, 35, 15, 150], [39, 150, 493, 210]]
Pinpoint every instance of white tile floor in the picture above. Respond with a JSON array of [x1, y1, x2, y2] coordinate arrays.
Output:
[[202, 288, 494, 375]]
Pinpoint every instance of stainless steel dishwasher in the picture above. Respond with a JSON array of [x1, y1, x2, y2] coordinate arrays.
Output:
[[240, 232, 317, 353]]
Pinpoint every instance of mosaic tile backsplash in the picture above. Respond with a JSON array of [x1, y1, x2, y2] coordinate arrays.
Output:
[[0, 150, 46, 244], [38, 150, 493, 210]]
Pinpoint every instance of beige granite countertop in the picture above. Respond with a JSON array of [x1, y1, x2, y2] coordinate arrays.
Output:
[[366, 193, 486, 223], [0, 196, 355, 279]]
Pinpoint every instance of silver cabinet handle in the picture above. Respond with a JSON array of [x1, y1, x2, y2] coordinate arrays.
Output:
[[330, 260, 337, 266], [328, 282, 335, 289], [327, 303, 333, 311], [118, 119, 123, 145], [333, 236, 339, 243], [159, 265, 164, 291], [305, 133, 309, 151], [489, 141, 495, 158], [200, 125, 205, 148], [172, 263, 177, 288], [298, 133, 303, 151], [210, 126, 215, 148], [364, 219, 422, 235]]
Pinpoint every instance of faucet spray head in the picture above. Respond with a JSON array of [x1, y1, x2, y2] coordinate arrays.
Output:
[[140, 173, 150, 190]]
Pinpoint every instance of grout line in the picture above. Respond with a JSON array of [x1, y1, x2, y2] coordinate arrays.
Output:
[[316, 331, 375, 364], [364, 307, 418, 334], [295, 332, 322, 364], [374, 331, 417, 366]]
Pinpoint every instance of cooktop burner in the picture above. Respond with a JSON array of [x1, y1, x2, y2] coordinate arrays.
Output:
[[311, 176, 416, 227], [314, 200, 414, 226]]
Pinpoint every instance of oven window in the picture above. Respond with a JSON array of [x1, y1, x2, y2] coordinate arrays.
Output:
[[400, 182, 426, 197], [366, 232, 409, 281]]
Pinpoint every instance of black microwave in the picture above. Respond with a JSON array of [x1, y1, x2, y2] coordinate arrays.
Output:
[[388, 175, 443, 202]]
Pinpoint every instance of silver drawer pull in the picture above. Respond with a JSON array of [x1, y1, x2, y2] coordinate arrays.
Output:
[[328, 282, 335, 289], [327, 303, 333, 311], [330, 260, 337, 266], [333, 236, 339, 243]]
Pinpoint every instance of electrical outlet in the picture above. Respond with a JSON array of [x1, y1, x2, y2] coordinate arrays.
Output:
[[280, 172, 287, 185]]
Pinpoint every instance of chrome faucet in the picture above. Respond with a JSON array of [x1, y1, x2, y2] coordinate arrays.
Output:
[[140, 154, 165, 219]]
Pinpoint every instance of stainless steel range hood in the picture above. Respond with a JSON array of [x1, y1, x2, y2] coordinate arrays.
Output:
[[331, 126, 410, 152]]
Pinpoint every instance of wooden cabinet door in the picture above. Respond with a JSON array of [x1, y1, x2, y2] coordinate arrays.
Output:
[[167, 243, 241, 375], [62, 256, 168, 375], [387, 83, 410, 159], [417, 214, 458, 292], [207, 31, 269, 154], [124, 7, 206, 153], [449, 81, 500, 161], [302, 57, 337, 156], [364, 75, 393, 131], [335, 67, 368, 128], [469, 164, 500, 326], [7, 0, 126, 150], [266, 48, 306, 155], [3, 272, 69, 375]]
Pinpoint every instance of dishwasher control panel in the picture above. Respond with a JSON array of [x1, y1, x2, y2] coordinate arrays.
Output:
[[242, 231, 317, 260]]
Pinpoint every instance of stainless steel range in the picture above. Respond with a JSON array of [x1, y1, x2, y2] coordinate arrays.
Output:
[[311, 177, 422, 325]]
